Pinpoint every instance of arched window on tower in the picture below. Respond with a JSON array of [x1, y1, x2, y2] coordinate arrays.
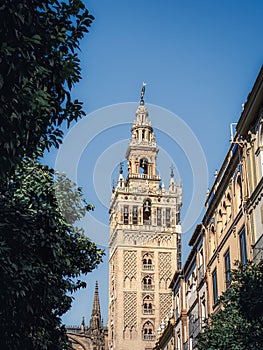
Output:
[[157, 208, 162, 226], [166, 208, 171, 227], [142, 253, 154, 270], [133, 206, 138, 224], [140, 158, 148, 175], [143, 199, 151, 225], [142, 321, 155, 341], [142, 276, 154, 290], [143, 295, 154, 314], [124, 206, 129, 225]]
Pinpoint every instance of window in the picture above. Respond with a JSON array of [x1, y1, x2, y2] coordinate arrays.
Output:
[[143, 276, 154, 290], [212, 268, 218, 304], [239, 229, 247, 264], [143, 295, 154, 314], [157, 208, 162, 226], [124, 206, 129, 224], [142, 253, 153, 270], [143, 199, 151, 224], [142, 321, 154, 340], [224, 250, 231, 288], [133, 206, 138, 224], [166, 208, 171, 227], [140, 158, 148, 174]]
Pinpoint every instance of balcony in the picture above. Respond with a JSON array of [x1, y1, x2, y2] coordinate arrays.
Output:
[[143, 334, 156, 341], [143, 308, 154, 315], [143, 264, 154, 271], [253, 234, 263, 265], [143, 284, 154, 291], [128, 173, 161, 181]]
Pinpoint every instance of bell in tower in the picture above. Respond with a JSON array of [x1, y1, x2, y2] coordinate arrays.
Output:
[[140, 158, 148, 174]]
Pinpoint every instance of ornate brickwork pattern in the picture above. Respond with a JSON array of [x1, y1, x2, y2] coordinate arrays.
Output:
[[124, 292, 137, 328], [159, 293, 172, 320], [159, 252, 172, 280], [125, 231, 155, 244], [124, 250, 137, 278]]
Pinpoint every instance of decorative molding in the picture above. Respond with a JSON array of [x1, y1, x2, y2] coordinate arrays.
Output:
[[124, 250, 137, 279], [159, 293, 172, 321], [124, 292, 137, 328]]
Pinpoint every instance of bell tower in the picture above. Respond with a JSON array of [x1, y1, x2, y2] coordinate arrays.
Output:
[[108, 85, 182, 350]]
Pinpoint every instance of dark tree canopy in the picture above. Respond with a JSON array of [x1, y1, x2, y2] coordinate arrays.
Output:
[[198, 262, 263, 350], [0, 1, 105, 349], [0, 158, 104, 349], [0, 0, 94, 177]]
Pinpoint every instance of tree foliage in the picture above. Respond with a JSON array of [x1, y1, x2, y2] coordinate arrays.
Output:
[[0, 158, 104, 349], [0, 1, 105, 348], [0, 0, 94, 176], [198, 261, 263, 350]]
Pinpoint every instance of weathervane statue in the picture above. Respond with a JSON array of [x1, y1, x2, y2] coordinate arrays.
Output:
[[140, 82, 147, 104]]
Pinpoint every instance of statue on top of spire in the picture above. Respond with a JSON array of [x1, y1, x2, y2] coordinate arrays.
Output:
[[170, 164, 175, 178], [140, 82, 147, 105]]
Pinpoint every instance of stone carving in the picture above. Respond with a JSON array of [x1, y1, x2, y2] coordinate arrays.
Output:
[[159, 293, 172, 321], [124, 292, 137, 328], [124, 231, 172, 246], [124, 250, 137, 279], [159, 252, 172, 280]]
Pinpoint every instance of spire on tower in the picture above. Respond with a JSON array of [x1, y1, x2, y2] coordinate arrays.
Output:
[[81, 316, 85, 333], [92, 280, 101, 317], [169, 164, 176, 192], [88, 281, 102, 332]]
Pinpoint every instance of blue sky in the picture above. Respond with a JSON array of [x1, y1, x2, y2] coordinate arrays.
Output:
[[44, 0, 263, 326]]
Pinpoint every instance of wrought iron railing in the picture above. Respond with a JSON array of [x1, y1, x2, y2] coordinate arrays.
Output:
[[143, 284, 154, 291], [143, 334, 156, 341], [143, 264, 154, 271], [143, 308, 154, 315]]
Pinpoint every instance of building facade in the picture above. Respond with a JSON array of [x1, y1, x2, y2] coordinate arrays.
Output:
[[155, 66, 263, 350], [108, 88, 183, 350], [67, 281, 108, 350]]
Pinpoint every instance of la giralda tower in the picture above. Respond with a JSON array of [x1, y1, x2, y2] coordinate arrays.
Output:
[[108, 85, 182, 350]]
